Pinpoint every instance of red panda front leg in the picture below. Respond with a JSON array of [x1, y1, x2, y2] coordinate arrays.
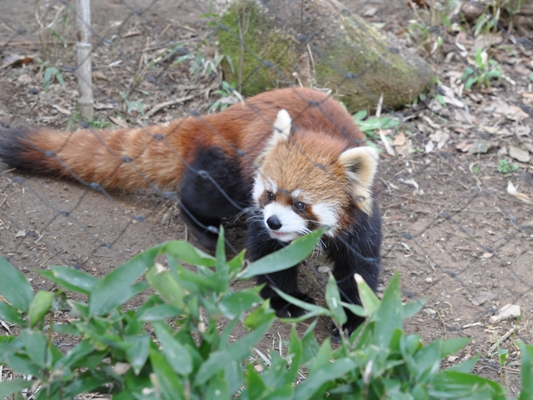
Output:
[[247, 218, 317, 318], [326, 204, 382, 336]]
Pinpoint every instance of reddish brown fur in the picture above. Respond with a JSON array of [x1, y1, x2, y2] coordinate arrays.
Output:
[[9, 87, 365, 192]]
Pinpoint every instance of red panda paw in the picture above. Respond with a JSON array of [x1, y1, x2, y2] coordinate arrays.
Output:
[[268, 292, 316, 318]]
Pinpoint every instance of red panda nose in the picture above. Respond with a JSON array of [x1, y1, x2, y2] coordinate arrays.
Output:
[[266, 216, 282, 230]]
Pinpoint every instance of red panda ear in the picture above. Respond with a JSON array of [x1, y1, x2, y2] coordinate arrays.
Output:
[[272, 109, 292, 139], [338, 146, 379, 215], [257, 109, 292, 165]]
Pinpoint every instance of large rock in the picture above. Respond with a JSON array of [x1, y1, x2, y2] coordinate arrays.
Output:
[[218, 0, 435, 112]]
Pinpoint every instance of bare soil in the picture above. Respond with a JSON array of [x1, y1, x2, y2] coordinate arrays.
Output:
[[1, 0, 532, 395]]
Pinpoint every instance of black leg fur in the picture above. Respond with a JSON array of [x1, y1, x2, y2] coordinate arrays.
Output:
[[325, 203, 382, 336], [179, 147, 250, 249]]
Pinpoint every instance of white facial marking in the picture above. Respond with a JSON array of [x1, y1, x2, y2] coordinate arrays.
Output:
[[252, 175, 265, 205], [263, 202, 307, 242], [313, 203, 339, 237]]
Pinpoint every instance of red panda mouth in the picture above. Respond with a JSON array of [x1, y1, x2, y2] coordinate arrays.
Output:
[[268, 230, 299, 242]]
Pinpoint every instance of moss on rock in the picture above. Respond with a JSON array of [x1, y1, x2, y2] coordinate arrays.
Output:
[[218, 0, 435, 111]]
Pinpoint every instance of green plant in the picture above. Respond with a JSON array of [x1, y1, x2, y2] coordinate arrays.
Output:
[[35, 0, 72, 64], [119, 91, 145, 116], [498, 158, 519, 174], [37, 60, 65, 92], [0, 227, 527, 399], [462, 48, 503, 90], [209, 81, 243, 112], [88, 117, 112, 130], [352, 110, 400, 139]]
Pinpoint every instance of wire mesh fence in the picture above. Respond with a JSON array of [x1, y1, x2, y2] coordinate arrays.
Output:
[[0, 0, 532, 388]]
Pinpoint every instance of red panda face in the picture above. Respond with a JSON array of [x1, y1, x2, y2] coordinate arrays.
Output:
[[252, 109, 379, 242]]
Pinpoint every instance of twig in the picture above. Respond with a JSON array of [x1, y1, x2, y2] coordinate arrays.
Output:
[[486, 326, 517, 357], [145, 94, 196, 117]]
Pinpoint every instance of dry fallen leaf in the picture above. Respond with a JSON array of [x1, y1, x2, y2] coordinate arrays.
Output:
[[92, 71, 108, 81], [393, 132, 406, 146], [453, 110, 476, 125], [430, 130, 450, 149], [473, 33, 503, 51], [1, 53, 34, 69], [52, 104, 71, 116], [109, 116, 129, 128], [468, 139, 493, 154], [456, 141, 472, 153], [492, 99, 529, 121], [509, 145, 531, 163], [507, 181, 532, 204]]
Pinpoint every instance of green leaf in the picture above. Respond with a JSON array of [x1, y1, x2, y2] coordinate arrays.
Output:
[[403, 299, 425, 318], [0, 379, 33, 398], [374, 272, 403, 347], [412, 339, 442, 381], [518, 341, 533, 400], [219, 289, 262, 319], [0, 257, 34, 312], [89, 245, 161, 316], [153, 322, 193, 376], [163, 240, 216, 267], [441, 337, 470, 358], [295, 358, 357, 399], [0, 300, 26, 327], [243, 302, 276, 329], [53, 68, 65, 86], [447, 354, 479, 374], [124, 335, 150, 375], [28, 290, 54, 328], [227, 249, 246, 278], [39, 265, 98, 294], [205, 372, 230, 399], [62, 372, 108, 398], [240, 228, 326, 278], [325, 274, 347, 327], [272, 287, 331, 320], [341, 302, 366, 318], [146, 266, 186, 310], [245, 363, 267, 398], [21, 329, 50, 369], [137, 304, 182, 321], [353, 110, 367, 121], [149, 348, 185, 399], [56, 340, 96, 369], [429, 370, 505, 399], [43, 66, 53, 91], [355, 273, 380, 316], [195, 321, 272, 386], [5, 353, 41, 376]]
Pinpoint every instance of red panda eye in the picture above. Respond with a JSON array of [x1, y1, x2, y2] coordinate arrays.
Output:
[[266, 191, 275, 201], [294, 201, 305, 211]]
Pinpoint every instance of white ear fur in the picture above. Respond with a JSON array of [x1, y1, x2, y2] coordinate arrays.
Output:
[[338, 146, 379, 215], [257, 109, 292, 165], [273, 109, 292, 136]]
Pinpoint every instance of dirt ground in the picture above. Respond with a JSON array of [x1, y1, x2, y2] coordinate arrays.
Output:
[[1, 0, 533, 395]]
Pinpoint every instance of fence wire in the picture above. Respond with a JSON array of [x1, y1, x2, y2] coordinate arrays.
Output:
[[0, 0, 532, 379]]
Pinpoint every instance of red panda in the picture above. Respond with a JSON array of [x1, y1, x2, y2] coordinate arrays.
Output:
[[0, 87, 381, 335]]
